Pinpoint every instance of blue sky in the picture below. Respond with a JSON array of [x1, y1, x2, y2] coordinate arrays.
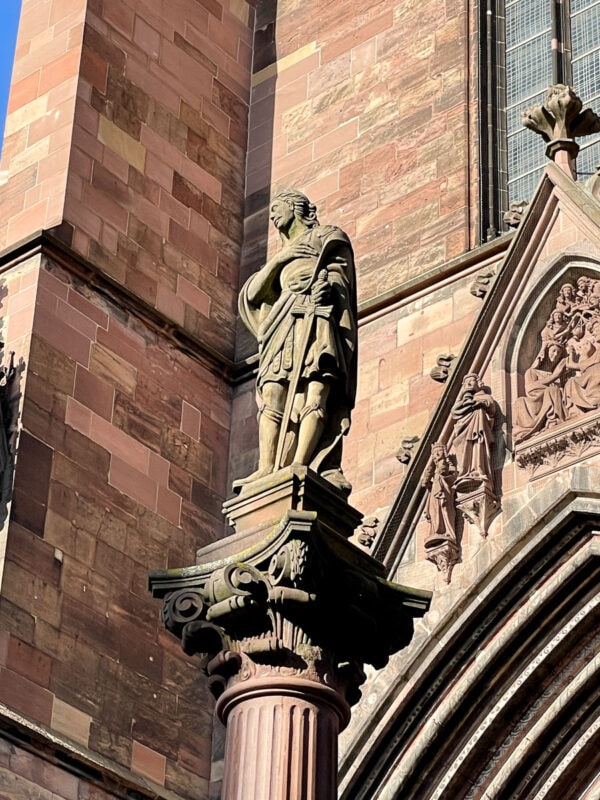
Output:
[[0, 1, 23, 156]]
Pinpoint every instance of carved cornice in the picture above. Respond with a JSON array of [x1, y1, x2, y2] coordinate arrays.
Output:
[[0, 230, 235, 378]]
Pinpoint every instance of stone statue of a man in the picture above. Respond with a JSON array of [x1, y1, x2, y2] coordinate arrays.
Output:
[[235, 190, 357, 494]]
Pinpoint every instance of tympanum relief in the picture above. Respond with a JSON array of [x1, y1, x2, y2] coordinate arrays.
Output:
[[514, 275, 600, 472]]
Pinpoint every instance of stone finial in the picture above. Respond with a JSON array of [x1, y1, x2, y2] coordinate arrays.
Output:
[[522, 85, 600, 173], [503, 200, 529, 229]]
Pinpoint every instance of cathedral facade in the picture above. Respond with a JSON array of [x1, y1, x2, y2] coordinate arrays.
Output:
[[0, 0, 598, 798]]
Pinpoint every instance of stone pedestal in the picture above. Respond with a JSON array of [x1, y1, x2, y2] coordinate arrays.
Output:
[[149, 467, 431, 800]]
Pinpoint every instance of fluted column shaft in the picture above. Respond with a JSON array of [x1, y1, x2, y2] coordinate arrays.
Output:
[[215, 677, 350, 800]]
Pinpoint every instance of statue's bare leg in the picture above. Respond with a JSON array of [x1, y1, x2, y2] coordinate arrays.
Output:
[[293, 380, 330, 466], [233, 382, 285, 487]]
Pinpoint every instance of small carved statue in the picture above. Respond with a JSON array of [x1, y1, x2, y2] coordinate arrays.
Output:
[[422, 443, 457, 548], [563, 319, 600, 416], [450, 373, 497, 491], [235, 190, 357, 494]]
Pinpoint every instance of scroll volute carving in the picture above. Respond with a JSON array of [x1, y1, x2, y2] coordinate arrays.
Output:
[[513, 273, 600, 448]]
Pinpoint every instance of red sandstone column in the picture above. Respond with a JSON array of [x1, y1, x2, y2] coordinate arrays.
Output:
[[216, 678, 349, 800], [149, 469, 431, 800]]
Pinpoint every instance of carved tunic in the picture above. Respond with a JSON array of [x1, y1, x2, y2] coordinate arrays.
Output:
[[239, 225, 357, 474]]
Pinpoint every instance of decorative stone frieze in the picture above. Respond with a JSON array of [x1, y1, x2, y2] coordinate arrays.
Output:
[[515, 412, 600, 475]]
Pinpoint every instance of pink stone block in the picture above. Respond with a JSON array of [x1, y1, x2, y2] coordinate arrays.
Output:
[[131, 740, 166, 785], [109, 456, 158, 511]]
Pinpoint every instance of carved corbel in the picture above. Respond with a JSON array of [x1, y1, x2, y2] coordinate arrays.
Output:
[[470, 269, 496, 299], [454, 485, 499, 538], [503, 200, 529, 229], [356, 515, 379, 549], [396, 435, 420, 464], [430, 354, 456, 383], [425, 541, 459, 585]]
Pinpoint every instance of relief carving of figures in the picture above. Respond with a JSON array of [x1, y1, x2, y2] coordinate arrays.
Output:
[[450, 373, 497, 492], [422, 443, 459, 584], [513, 343, 568, 443], [422, 443, 457, 547], [236, 190, 357, 495], [514, 275, 600, 444], [564, 319, 600, 415]]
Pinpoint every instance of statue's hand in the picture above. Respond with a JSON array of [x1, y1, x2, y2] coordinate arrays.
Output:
[[283, 242, 319, 261], [311, 269, 331, 305]]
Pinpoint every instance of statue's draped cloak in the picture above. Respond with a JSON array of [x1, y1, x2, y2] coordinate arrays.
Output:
[[239, 225, 357, 474]]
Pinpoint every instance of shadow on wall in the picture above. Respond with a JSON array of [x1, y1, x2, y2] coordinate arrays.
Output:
[[235, 0, 278, 363], [0, 279, 25, 532]]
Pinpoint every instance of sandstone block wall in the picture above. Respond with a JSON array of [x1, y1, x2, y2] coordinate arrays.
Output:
[[0, 253, 230, 798]]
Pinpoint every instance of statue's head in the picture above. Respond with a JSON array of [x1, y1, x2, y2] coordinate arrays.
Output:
[[462, 373, 482, 393], [560, 283, 574, 299], [271, 190, 319, 233]]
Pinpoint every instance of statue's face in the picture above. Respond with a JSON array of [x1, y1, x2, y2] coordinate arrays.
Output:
[[548, 344, 561, 362], [270, 199, 295, 231], [463, 375, 478, 392]]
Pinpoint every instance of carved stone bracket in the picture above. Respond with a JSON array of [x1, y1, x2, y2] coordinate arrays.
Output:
[[455, 483, 499, 538], [503, 200, 529, 229], [397, 435, 420, 464], [430, 354, 456, 383], [357, 515, 379, 549], [515, 413, 600, 475], [150, 468, 431, 708], [470, 269, 496, 299], [425, 541, 459, 585]]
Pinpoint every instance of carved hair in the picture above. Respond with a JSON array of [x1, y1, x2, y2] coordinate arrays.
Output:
[[274, 189, 319, 228]]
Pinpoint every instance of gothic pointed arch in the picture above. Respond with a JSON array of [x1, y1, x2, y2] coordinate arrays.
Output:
[[339, 467, 600, 800]]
